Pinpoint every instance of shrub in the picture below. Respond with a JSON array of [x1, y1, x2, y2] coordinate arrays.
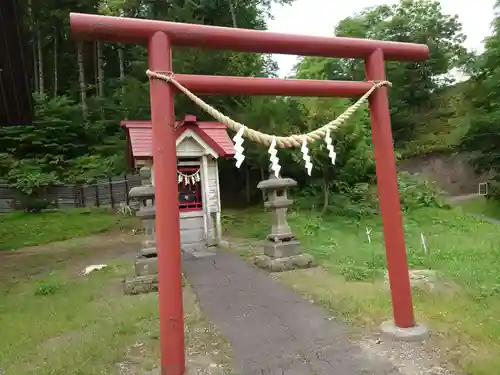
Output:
[[486, 176, 500, 201], [35, 280, 63, 296], [397, 172, 446, 211], [320, 172, 446, 219], [19, 196, 54, 213]]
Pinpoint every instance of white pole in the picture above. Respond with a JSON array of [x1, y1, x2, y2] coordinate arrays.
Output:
[[420, 232, 428, 254], [365, 227, 372, 244]]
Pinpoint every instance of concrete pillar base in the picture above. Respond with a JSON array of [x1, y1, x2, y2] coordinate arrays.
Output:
[[379, 319, 429, 342]]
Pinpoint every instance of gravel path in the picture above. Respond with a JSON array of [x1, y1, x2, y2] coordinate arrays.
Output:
[[183, 251, 403, 375]]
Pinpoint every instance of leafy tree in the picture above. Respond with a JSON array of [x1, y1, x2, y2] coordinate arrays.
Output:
[[0, 0, 479, 214], [1, 0, 292, 195], [0, 94, 88, 178], [459, 1, 500, 203], [288, 98, 375, 213], [295, 0, 467, 146]]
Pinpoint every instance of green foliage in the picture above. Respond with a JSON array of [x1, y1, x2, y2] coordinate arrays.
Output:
[[458, 196, 500, 220], [5, 0, 496, 216], [295, 0, 467, 146], [461, 2, 500, 175], [4, 0, 289, 196], [293, 98, 375, 186], [6, 159, 59, 196], [293, 171, 445, 221], [481, 175, 500, 202], [0, 94, 122, 194], [65, 154, 124, 184], [4, 159, 59, 211], [402, 82, 473, 158], [35, 279, 63, 296], [397, 172, 446, 211], [339, 265, 382, 282]]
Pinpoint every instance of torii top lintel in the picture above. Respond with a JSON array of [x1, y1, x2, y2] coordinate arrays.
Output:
[[69, 13, 429, 62]]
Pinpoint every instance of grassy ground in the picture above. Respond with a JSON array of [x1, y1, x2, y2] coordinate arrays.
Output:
[[0, 208, 137, 251], [0, 209, 232, 375], [0, 260, 231, 375], [224, 206, 500, 375], [0, 261, 231, 374], [457, 196, 500, 220]]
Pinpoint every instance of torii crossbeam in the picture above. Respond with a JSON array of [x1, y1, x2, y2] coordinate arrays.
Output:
[[70, 13, 429, 375]]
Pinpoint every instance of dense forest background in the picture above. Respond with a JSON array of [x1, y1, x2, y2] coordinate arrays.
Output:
[[2, 0, 500, 213]]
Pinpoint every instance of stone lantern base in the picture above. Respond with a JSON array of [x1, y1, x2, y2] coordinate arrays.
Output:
[[124, 247, 159, 295], [253, 235, 315, 273], [264, 238, 301, 258], [253, 252, 315, 272], [124, 274, 158, 295]]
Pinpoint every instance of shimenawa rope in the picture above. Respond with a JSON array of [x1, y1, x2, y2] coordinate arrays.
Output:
[[145, 69, 391, 149]]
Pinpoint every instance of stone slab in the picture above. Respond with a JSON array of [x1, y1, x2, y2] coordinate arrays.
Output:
[[135, 257, 158, 277], [138, 246, 157, 258], [141, 239, 157, 248], [123, 275, 158, 295], [190, 249, 217, 258], [253, 253, 315, 272], [135, 207, 156, 218]]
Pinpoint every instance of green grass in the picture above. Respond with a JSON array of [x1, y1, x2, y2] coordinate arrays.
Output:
[[224, 206, 500, 375], [0, 208, 136, 251], [0, 260, 231, 375], [458, 196, 500, 220]]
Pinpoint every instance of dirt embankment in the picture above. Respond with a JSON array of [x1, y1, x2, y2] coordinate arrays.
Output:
[[399, 152, 493, 196]]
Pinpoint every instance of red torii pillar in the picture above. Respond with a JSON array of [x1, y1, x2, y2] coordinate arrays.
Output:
[[70, 14, 430, 375]]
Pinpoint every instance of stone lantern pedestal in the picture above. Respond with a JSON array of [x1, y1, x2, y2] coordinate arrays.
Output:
[[254, 170, 314, 272], [124, 167, 159, 295]]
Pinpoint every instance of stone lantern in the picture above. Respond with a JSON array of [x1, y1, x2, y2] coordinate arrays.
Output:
[[124, 166, 159, 294], [255, 167, 314, 272]]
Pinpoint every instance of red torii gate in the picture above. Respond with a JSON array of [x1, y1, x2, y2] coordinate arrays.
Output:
[[70, 13, 429, 375]]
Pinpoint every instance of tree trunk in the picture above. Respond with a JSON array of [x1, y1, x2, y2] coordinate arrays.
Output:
[[245, 164, 251, 204], [94, 42, 99, 96], [321, 175, 329, 214], [118, 46, 127, 119], [53, 31, 58, 96], [77, 41, 88, 120], [28, 0, 38, 93], [32, 40, 39, 93], [228, 0, 238, 27], [36, 21, 44, 95], [118, 46, 125, 93], [96, 41, 104, 97], [260, 166, 266, 201]]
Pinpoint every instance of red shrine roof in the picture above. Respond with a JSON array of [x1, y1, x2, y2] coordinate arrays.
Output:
[[120, 115, 235, 162]]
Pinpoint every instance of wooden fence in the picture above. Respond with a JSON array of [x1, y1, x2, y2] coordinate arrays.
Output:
[[0, 174, 143, 213]]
